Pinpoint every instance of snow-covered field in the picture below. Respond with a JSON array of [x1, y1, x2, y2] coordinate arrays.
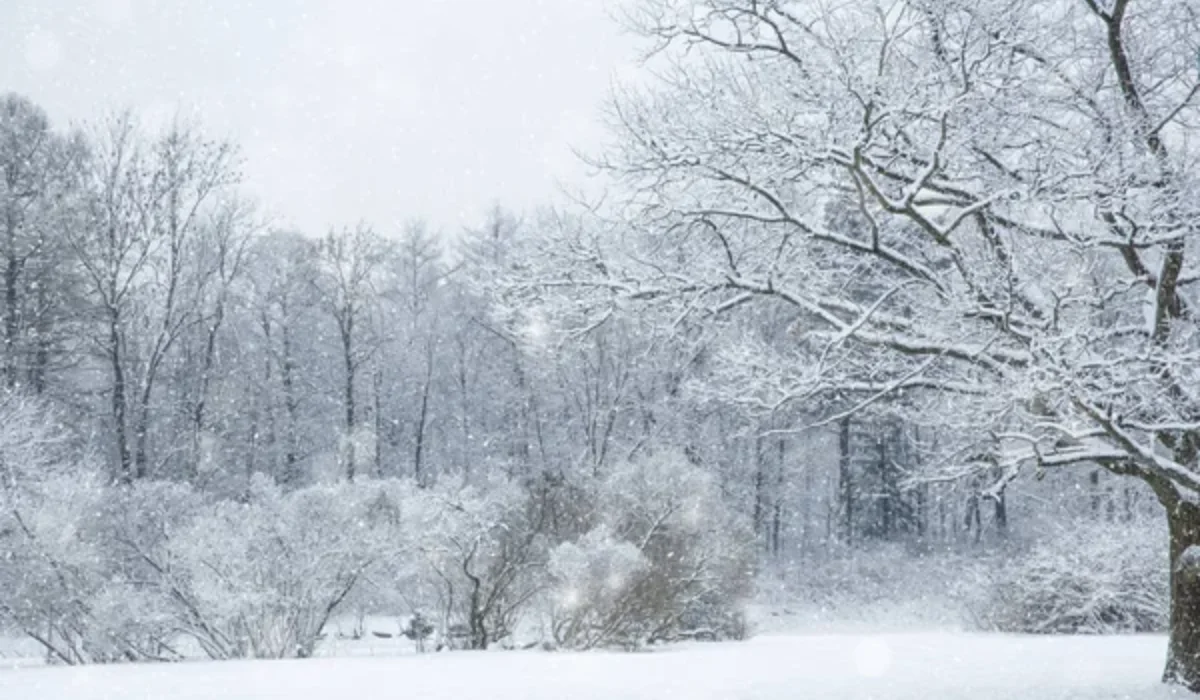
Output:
[[0, 633, 1186, 699]]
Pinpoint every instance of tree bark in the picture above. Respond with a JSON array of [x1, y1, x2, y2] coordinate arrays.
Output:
[[133, 376, 155, 480], [29, 274, 49, 395], [372, 368, 382, 478], [837, 416, 853, 545], [753, 433, 766, 549], [414, 368, 431, 487], [773, 436, 785, 556], [1163, 498, 1200, 690], [280, 320, 300, 486], [190, 304, 224, 477], [992, 488, 1008, 538], [341, 324, 356, 481], [108, 305, 132, 483], [4, 245, 20, 389]]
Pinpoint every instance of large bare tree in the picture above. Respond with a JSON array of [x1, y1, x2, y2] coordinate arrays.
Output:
[[493, 0, 1200, 688]]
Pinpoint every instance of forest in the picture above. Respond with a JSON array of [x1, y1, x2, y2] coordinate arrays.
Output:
[[4, 0, 1200, 693]]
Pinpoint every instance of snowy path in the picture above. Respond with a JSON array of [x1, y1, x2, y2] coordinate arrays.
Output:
[[0, 633, 1186, 699]]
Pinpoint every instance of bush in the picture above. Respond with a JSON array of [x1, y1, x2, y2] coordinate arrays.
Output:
[[164, 476, 400, 659], [547, 524, 651, 648], [971, 518, 1167, 634], [0, 474, 195, 664], [547, 451, 755, 649], [0, 395, 187, 664], [414, 477, 547, 650], [0, 412, 757, 662]]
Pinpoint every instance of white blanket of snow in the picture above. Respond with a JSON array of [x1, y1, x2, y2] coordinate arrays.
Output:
[[0, 633, 1187, 699]]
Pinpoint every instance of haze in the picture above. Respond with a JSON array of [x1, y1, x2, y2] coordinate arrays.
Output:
[[0, 0, 637, 233]]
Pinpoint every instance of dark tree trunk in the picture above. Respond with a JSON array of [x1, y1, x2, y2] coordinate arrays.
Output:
[[413, 342, 435, 486], [3, 201, 22, 391], [837, 416, 853, 545], [191, 307, 224, 469], [105, 304, 132, 483], [341, 327, 356, 480], [29, 276, 49, 395], [772, 436, 785, 556], [280, 321, 299, 486], [753, 434, 767, 550], [414, 375, 431, 487], [457, 343, 471, 480], [993, 489, 1008, 537], [373, 368, 382, 478], [4, 251, 20, 389], [259, 318, 276, 478], [878, 438, 892, 539], [133, 375, 154, 480], [1164, 498, 1200, 690]]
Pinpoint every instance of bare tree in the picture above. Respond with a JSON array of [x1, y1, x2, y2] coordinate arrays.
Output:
[[70, 114, 238, 482], [0, 95, 82, 394], [246, 231, 318, 486], [489, 0, 1200, 688], [183, 198, 256, 479], [313, 223, 391, 480]]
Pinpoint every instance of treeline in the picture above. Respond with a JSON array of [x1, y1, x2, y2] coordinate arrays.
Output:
[[0, 93, 759, 661], [0, 88, 1158, 662], [0, 91, 1009, 550]]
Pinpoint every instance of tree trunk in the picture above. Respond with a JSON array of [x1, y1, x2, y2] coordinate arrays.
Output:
[[133, 398, 150, 480], [773, 436, 785, 556], [837, 416, 853, 545], [753, 434, 767, 550], [1163, 499, 1200, 690], [30, 275, 49, 395], [342, 329, 356, 481], [372, 368, 382, 478], [993, 488, 1008, 538], [280, 321, 299, 486], [4, 251, 20, 389], [190, 305, 224, 477], [414, 375, 431, 487], [878, 438, 892, 540], [108, 305, 132, 483], [413, 342, 435, 486], [3, 203, 21, 391]]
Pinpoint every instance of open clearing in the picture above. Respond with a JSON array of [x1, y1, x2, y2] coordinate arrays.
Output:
[[0, 633, 1188, 699]]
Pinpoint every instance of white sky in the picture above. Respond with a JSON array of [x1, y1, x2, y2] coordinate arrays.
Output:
[[0, 0, 641, 234]]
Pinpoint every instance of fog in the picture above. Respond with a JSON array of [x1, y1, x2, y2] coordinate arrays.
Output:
[[0, 0, 637, 232]]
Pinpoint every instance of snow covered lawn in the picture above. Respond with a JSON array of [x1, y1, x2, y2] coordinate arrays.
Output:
[[0, 633, 1186, 699]]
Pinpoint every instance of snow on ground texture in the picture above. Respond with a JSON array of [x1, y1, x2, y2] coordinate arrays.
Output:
[[0, 633, 1186, 700]]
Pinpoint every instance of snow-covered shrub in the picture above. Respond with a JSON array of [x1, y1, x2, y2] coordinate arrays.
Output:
[[548, 451, 755, 649], [415, 477, 548, 650], [0, 471, 109, 664], [547, 525, 650, 649], [165, 476, 400, 658], [0, 476, 194, 663], [0, 394, 181, 663], [972, 517, 1167, 634], [86, 480, 201, 660]]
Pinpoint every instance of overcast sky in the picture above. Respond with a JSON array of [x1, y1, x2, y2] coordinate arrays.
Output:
[[0, 0, 640, 234]]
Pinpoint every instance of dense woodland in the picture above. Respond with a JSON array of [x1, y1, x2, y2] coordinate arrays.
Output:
[[0, 92, 1060, 552], [6, 0, 1200, 691]]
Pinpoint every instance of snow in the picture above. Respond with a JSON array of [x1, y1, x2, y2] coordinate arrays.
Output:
[[0, 633, 1186, 699], [1177, 546, 1200, 577]]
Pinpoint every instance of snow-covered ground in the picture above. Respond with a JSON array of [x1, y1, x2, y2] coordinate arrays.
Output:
[[0, 633, 1186, 699]]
